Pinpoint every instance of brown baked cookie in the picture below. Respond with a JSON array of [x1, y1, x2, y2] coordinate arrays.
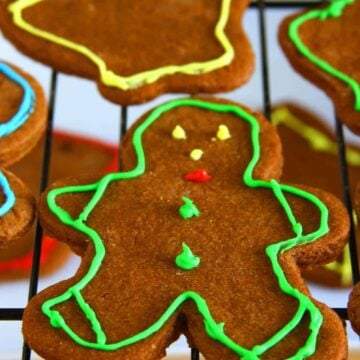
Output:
[[23, 98, 349, 359], [272, 103, 360, 287], [0, 132, 118, 278], [279, 0, 360, 134], [0, 61, 46, 166], [0, 0, 254, 105]]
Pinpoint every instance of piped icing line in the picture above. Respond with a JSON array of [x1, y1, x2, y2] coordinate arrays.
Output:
[[8, 0, 235, 91], [0, 62, 35, 137], [0, 172, 15, 217], [288, 0, 360, 111], [43, 99, 329, 358], [272, 106, 360, 166]]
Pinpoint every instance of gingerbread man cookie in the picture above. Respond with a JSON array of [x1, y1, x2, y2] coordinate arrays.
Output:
[[26, 98, 349, 359], [272, 103, 360, 287], [0, 0, 254, 105], [279, 0, 360, 134], [0, 61, 46, 252]]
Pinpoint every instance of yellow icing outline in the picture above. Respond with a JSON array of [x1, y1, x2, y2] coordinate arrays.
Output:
[[8, 0, 235, 90], [272, 107, 360, 166], [272, 106, 358, 286]]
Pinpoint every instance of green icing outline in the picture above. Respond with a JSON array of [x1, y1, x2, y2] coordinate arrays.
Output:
[[43, 99, 329, 359], [288, 0, 360, 111]]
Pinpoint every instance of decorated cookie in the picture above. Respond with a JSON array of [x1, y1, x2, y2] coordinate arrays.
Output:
[[0, 0, 254, 105], [0, 61, 45, 254], [0, 61, 46, 166], [272, 103, 360, 287], [0, 132, 118, 278], [279, 0, 360, 134], [22, 98, 349, 359]]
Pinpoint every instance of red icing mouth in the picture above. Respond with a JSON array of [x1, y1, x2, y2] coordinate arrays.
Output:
[[184, 169, 211, 182]]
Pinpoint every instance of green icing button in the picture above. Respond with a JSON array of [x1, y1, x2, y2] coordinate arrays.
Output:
[[179, 196, 200, 219], [176, 243, 201, 270]]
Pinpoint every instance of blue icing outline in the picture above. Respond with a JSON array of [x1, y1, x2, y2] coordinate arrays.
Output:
[[0, 172, 15, 217], [0, 62, 35, 137], [0, 62, 36, 216]]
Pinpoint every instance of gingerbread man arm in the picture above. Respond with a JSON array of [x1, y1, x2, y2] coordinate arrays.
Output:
[[38, 173, 104, 256], [281, 183, 349, 270]]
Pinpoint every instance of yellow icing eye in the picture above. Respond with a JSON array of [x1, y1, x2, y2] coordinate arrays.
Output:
[[172, 125, 186, 140], [190, 149, 203, 161], [217, 124, 231, 141]]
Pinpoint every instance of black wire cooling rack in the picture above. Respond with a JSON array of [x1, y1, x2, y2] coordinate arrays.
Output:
[[0, 0, 358, 358]]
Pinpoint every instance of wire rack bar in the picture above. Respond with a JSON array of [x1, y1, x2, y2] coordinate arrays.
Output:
[[118, 106, 128, 170], [21, 70, 57, 360], [258, 0, 272, 119], [0, 309, 23, 321], [334, 308, 349, 320], [191, 348, 200, 360], [26, 71, 57, 299], [120, 106, 128, 140]]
